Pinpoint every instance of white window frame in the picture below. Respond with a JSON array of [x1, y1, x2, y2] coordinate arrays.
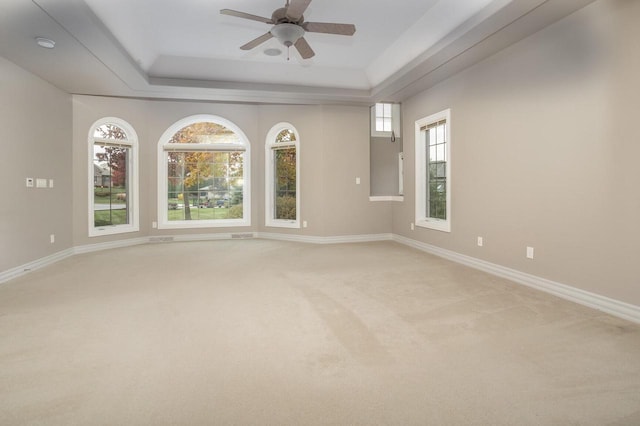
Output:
[[88, 117, 139, 237], [157, 114, 251, 229], [265, 123, 300, 228], [371, 103, 401, 138], [415, 109, 451, 233]]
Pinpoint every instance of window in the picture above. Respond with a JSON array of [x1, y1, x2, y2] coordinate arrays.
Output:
[[265, 123, 300, 228], [88, 117, 139, 237], [371, 103, 401, 138], [157, 115, 250, 229], [415, 109, 451, 232], [376, 103, 393, 132]]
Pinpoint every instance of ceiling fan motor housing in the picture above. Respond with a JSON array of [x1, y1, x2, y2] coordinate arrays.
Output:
[[272, 7, 304, 25]]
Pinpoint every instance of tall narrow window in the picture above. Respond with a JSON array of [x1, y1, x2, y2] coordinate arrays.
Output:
[[88, 118, 139, 237], [265, 123, 300, 228], [415, 109, 451, 232], [158, 115, 250, 229]]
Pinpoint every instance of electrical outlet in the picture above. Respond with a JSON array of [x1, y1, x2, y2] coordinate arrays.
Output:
[[152, 221, 157, 229], [303, 221, 308, 228], [410, 223, 414, 231], [50, 234, 55, 244], [355, 177, 361, 185], [527, 246, 534, 259], [477, 236, 483, 247]]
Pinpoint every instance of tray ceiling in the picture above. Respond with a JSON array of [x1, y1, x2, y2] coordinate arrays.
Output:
[[0, 0, 596, 104]]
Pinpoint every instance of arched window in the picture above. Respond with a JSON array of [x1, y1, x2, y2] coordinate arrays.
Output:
[[157, 115, 250, 229], [88, 117, 139, 237], [265, 123, 299, 228]]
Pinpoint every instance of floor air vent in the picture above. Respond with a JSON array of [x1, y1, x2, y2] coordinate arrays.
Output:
[[149, 236, 174, 243], [231, 233, 253, 239]]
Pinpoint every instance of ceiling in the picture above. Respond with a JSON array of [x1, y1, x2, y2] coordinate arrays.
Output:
[[0, 0, 596, 105]]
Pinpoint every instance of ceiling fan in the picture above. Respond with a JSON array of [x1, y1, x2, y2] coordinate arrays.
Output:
[[220, 0, 356, 60]]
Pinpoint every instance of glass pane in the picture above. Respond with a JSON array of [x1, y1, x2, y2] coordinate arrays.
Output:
[[436, 123, 445, 143], [276, 129, 296, 143], [375, 103, 384, 117], [167, 149, 243, 221], [436, 144, 445, 162], [169, 122, 240, 144], [428, 172, 447, 217], [429, 127, 437, 146], [383, 118, 392, 132], [429, 146, 437, 162], [93, 144, 129, 227], [94, 124, 127, 140], [274, 148, 296, 220], [213, 152, 229, 163], [376, 117, 384, 132], [429, 164, 437, 179], [383, 103, 392, 117]]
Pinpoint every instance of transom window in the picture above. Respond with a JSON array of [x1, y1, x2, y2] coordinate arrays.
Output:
[[157, 115, 250, 229], [265, 123, 300, 228], [88, 117, 139, 237], [415, 109, 451, 232], [371, 103, 401, 138], [375, 103, 393, 132]]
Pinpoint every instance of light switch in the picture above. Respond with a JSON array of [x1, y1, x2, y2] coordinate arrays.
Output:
[[36, 178, 47, 188]]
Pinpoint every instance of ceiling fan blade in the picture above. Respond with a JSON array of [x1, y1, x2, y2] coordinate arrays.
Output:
[[304, 22, 356, 36], [220, 9, 273, 24], [294, 37, 315, 59], [285, 0, 311, 21], [240, 32, 274, 50]]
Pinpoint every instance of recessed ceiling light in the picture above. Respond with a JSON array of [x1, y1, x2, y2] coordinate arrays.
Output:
[[264, 48, 282, 57], [36, 37, 55, 49]]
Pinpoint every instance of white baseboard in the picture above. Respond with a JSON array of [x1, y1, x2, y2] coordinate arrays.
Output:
[[369, 196, 404, 202], [257, 232, 393, 244], [3, 232, 638, 324], [0, 248, 74, 284], [74, 237, 149, 254], [392, 234, 640, 324], [171, 233, 251, 242]]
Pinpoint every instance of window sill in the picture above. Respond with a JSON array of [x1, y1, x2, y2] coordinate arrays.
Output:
[[90, 224, 139, 237], [415, 219, 450, 233], [369, 196, 404, 202], [265, 220, 300, 229]]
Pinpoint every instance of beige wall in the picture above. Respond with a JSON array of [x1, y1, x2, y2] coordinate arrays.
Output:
[[4, 0, 636, 309], [72, 97, 389, 245], [0, 57, 72, 272], [370, 136, 402, 197], [395, 0, 640, 305], [319, 106, 392, 236]]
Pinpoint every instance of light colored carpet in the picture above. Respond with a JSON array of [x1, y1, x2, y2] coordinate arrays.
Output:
[[1, 239, 639, 425]]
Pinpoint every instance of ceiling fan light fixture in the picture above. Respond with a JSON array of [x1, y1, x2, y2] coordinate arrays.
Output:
[[270, 23, 304, 47], [264, 48, 282, 57], [36, 37, 56, 49]]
